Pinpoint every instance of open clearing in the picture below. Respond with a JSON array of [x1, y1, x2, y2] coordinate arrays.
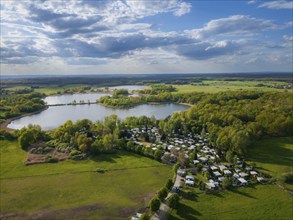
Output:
[[169, 137, 293, 220], [173, 80, 291, 94], [0, 141, 172, 219], [169, 184, 292, 220], [247, 137, 293, 190]]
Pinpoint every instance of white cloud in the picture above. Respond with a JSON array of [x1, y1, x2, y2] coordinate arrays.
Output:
[[186, 15, 280, 40], [259, 0, 293, 9]]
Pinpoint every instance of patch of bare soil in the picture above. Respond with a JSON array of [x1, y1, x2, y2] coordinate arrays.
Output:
[[25, 150, 69, 165]]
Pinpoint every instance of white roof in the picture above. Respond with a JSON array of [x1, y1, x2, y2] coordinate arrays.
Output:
[[186, 175, 194, 180], [206, 182, 215, 188], [218, 165, 227, 170], [257, 177, 264, 182], [224, 170, 232, 175], [238, 178, 247, 184], [218, 177, 225, 181], [239, 172, 249, 177], [199, 157, 208, 162], [185, 180, 194, 185], [234, 168, 241, 173], [210, 166, 218, 170], [233, 174, 239, 178], [213, 171, 222, 177], [193, 160, 200, 164], [250, 171, 258, 175]]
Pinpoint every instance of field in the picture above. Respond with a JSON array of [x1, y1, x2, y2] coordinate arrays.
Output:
[[247, 137, 293, 190], [169, 137, 293, 220], [0, 141, 172, 219], [173, 80, 291, 93], [169, 184, 292, 220]]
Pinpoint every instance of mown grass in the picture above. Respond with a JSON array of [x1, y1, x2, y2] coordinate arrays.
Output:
[[0, 141, 172, 219], [169, 184, 292, 220], [247, 137, 293, 190], [173, 80, 291, 94]]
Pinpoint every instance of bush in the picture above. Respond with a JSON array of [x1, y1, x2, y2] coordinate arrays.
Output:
[[157, 187, 168, 201], [149, 197, 160, 213], [167, 194, 180, 210], [165, 178, 174, 190], [95, 168, 107, 173], [140, 213, 150, 220], [281, 173, 293, 184], [0, 130, 16, 140], [46, 155, 58, 163]]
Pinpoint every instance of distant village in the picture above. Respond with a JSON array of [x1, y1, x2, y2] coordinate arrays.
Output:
[[125, 126, 267, 192]]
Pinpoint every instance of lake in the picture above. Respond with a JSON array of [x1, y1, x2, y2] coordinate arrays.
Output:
[[44, 93, 111, 105], [8, 103, 189, 130], [106, 85, 145, 91]]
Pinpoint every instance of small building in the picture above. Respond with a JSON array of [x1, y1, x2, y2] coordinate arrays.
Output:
[[250, 171, 258, 176], [239, 172, 249, 178], [213, 171, 222, 177], [199, 157, 208, 163], [257, 177, 265, 182], [193, 160, 200, 165], [238, 178, 248, 186], [210, 166, 218, 171], [223, 170, 232, 176], [234, 168, 241, 173], [185, 180, 195, 186], [206, 182, 215, 189], [186, 175, 195, 181], [218, 177, 225, 182], [177, 170, 186, 177], [218, 165, 227, 171], [245, 167, 253, 171]]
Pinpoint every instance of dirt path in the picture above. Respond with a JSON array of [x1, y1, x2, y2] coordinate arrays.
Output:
[[151, 173, 181, 220]]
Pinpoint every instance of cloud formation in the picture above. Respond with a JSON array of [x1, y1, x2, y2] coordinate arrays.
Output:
[[259, 0, 293, 9], [0, 0, 292, 74]]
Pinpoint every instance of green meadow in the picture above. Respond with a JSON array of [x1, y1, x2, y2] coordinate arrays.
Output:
[[0, 141, 172, 219], [169, 137, 293, 220], [173, 80, 291, 94], [247, 137, 293, 190], [169, 184, 292, 220]]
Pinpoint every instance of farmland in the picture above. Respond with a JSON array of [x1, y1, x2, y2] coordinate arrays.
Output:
[[173, 80, 292, 94]]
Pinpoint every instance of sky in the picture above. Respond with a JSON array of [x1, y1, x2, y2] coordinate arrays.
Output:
[[0, 0, 292, 75]]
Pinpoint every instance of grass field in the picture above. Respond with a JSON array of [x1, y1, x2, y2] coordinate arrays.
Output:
[[173, 80, 291, 94], [169, 137, 293, 220], [0, 141, 172, 219], [247, 137, 293, 190], [169, 184, 292, 220]]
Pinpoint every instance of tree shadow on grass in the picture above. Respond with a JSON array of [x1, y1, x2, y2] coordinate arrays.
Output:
[[180, 190, 198, 202], [90, 152, 122, 163], [209, 192, 225, 198], [229, 188, 257, 199], [170, 203, 202, 220]]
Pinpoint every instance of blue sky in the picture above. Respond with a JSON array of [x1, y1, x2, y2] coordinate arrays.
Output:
[[0, 0, 292, 75]]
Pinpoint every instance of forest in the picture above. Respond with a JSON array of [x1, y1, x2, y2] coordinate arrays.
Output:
[[4, 90, 291, 163]]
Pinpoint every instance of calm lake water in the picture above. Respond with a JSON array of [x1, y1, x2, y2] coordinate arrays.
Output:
[[44, 93, 111, 105], [8, 103, 189, 130], [106, 85, 145, 90]]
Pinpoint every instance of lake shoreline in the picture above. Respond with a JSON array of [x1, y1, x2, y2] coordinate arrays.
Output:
[[0, 106, 49, 131]]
